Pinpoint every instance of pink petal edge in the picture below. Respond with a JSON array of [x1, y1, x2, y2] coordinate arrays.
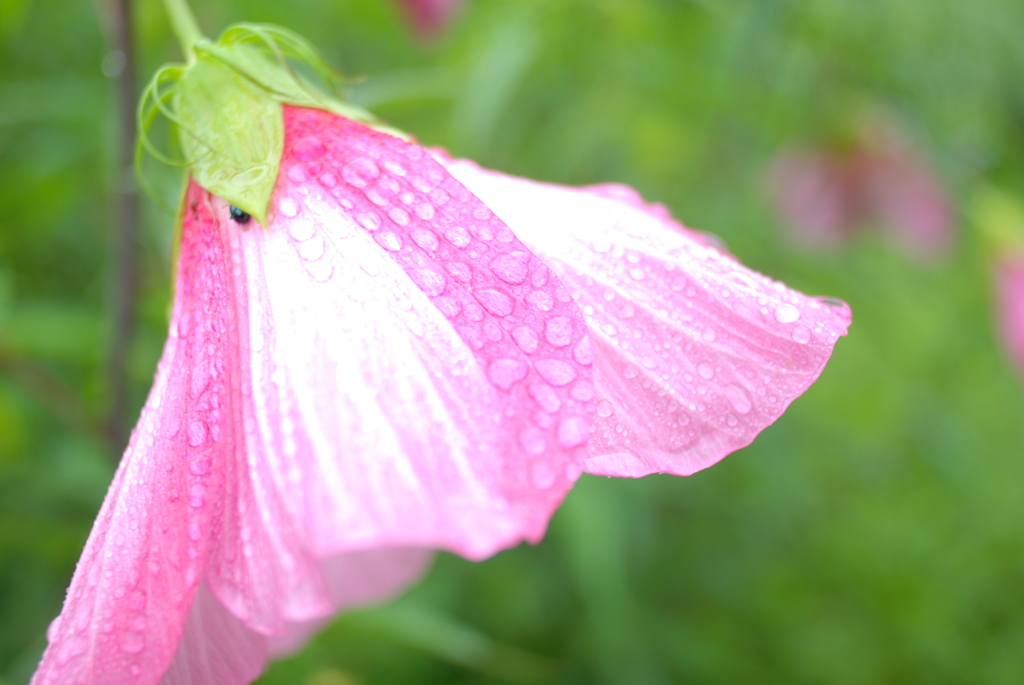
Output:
[[440, 154, 852, 477]]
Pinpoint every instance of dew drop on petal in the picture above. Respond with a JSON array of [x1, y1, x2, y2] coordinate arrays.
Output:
[[792, 325, 812, 344], [376, 231, 402, 252], [535, 359, 578, 386], [530, 460, 555, 487], [342, 158, 380, 188], [489, 358, 529, 390], [409, 269, 447, 297], [697, 362, 714, 380], [774, 303, 800, 323], [121, 632, 145, 654], [288, 219, 315, 242], [476, 289, 514, 317], [525, 290, 554, 311], [512, 326, 539, 354], [446, 226, 471, 248], [278, 198, 299, 218], [292, 137, 325, 161], [187, 421, 208, 447], [489, 252, 530, 284], [529, 383, 562, 413], [557, 417, 588, 448], [573, 335, 594, 365], [357, 212, 381, 232], [411, 229, 439, 251], [544, 317, 573, 347], [596, 399, 615, 418], [724, 384, 753, 415], [299, 237, 326, 262]]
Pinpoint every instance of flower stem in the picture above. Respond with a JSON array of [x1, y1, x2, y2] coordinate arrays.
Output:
[[160, 0, 204, 63]]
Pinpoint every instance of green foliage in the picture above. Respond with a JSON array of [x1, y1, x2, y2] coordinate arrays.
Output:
[[3, 0, 1024, 684]]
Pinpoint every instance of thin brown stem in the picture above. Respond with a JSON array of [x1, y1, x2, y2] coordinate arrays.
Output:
[[106, 0, 139, 455]]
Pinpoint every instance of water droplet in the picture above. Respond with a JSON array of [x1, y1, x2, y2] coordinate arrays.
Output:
[[293, 137, 325, 161], [187, 421, 208, 447], [299, 237, 325, 261], [525, 290, 554, 311], [489, 358, 529, 389], [415, 203, 435, 220], [725, 413, 739, 427], [189, 456, 211, 476], [596, 400, 615, 417], [388, 207, 410, 226], [446, 262, 472, 282], [318, 172, 337, 188], [511, 326, 539, 354], [623, 364, 640, 379], [445, 226, 471, 248], [366, 178, 400, 205], [774, 303, 800, 323], [376, 231, 402, 252], [188, 521, 202, 542], [342, 158, 380, 188], [288, 219, 315, 242], [520, 429, 547, 457], [629, 267, 645, 280], [409, 269, 446, 297], [557, 417, 588, 448], [288, 163, 316, 183], [411, 229, 439, 251], [530, 461, 556, 489], [489, 252, 529, 284], [528, 383, 562, 413], [121, 632, 145, 654], [188, 483, 205, 507], [357, 212, 381, 231], [702, 327, 717, 342], [571, 381, 594, 401], [724, 384, 752, 414], [383, 159, 407, 176], [476, 289, 514, 316], [536, 359, 578, 386], [573, 335, 593, 365], [278, 198, 299, 218], [792, 325, 811, 344], [434, 297, 461, 318], [697, 362, 714, 380], [410, 168, 443, 192], [545, 317, 573, 347]]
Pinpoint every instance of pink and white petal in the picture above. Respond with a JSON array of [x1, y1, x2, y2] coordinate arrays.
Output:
[[441, 157, 852, 477], [211, 106, 592, 587], [33, 183, 250, 685]]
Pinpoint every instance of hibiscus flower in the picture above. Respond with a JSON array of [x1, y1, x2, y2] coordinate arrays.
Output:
[[31, 18, 850, 685]]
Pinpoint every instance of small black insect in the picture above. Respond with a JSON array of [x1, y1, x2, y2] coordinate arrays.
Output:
[[229, 205, 251, 224]]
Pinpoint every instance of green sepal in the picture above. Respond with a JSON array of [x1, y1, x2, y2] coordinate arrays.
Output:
[[137, 22, 405, 229], [175, 55, 282, 227]]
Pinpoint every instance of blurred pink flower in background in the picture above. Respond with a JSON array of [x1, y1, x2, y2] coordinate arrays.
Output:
[[768, 117, 953, 259], [32, 105, 850, 685], [995, 255, 1024, 377], [394, 0, 463, 38]]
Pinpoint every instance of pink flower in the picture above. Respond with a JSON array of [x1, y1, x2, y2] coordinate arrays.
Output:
[[768, 118, 953, 259], [393, 0, 463, 39], [996, 254, 1024, 376], [32, 105, 850, 685]]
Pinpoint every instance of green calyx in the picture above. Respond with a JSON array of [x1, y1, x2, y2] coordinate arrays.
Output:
[[138, 23, 383, 228]]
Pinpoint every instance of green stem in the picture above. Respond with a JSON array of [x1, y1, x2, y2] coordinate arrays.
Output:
[[161, 0, 205, 63]]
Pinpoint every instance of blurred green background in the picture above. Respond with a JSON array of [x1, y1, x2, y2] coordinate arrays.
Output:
[[3, 0, 1024, 683]]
